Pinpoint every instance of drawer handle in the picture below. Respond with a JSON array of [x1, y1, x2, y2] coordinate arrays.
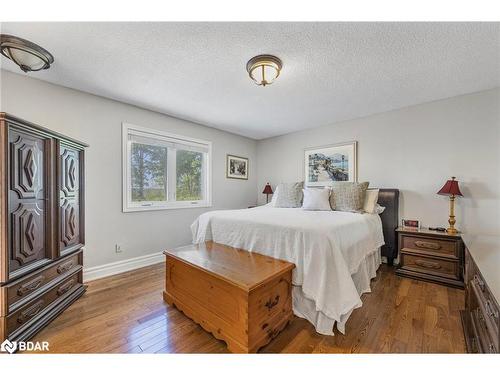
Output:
[[57, 279, 75, 296], [414, 259, 442, 269], [266, 328, 279, 339], [474, 275, 485, 291], [477, 309, 488, 332], [485, 300, 499, 319], [414, 241, 441, 250], [471, 337, 478, 353], [17, 300, 44, 324], [17, 275, 45, 296], [265, 295, 280, 310], [57, 261, 75, 274]]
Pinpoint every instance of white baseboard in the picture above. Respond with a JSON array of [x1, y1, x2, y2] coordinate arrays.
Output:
[[83, 251, 164, 282]]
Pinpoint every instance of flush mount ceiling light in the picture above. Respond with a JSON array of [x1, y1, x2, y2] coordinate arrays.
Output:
[[246, 54, 282, 86], [0, 34, 54, 73]]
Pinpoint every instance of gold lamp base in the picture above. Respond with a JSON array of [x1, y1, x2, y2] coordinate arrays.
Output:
[[446, 195, 459, 234]]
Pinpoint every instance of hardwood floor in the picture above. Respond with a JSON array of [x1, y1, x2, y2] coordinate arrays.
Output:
[[27, 263, 466, 353]]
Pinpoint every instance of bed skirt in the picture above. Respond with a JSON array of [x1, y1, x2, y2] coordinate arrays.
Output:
[[292, 247, 382, 336]]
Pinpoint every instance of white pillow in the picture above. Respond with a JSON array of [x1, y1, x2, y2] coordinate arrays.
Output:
[[363, 189, 379, 214], [302, 188, 331, 211], [375, 204, 386, 214]]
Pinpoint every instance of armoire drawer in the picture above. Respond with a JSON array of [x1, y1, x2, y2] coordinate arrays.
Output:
[[4, 270, 83, 338], [2, 250, 83, 315]]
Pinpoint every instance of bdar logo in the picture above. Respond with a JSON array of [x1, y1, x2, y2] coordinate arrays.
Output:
[[1, 339, 17, 354]]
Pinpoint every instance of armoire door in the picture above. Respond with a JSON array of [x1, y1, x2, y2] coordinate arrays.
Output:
[[7, 127, 55, 279], [57, 142, 85, 256]]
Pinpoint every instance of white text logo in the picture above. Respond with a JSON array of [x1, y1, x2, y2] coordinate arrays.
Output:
[[0, 339, 49, 354]]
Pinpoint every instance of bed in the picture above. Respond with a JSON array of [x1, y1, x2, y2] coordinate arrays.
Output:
[[191, 189, 399, 335]]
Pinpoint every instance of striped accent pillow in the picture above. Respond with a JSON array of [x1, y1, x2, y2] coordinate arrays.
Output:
[[329, 181, 369, 212], [275, 182, 304, 208]]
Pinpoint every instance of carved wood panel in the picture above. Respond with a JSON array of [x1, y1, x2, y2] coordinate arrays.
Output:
[[60, 198, 80, 247], [8, 129, 49, 274], [58, 145, 83, 254], [10, 134, 43, 199], [11, 202, 44, 266], [60, 148, 78, 198]]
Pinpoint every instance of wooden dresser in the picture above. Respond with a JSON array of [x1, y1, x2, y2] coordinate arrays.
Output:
[[0, 113, 87, 343], [164, 241, 295, 353], [461, 235, 499, 353], [396, 227, 464, 288]]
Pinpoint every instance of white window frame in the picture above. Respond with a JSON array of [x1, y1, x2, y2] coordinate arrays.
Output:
[[122, 122, 212, 212]]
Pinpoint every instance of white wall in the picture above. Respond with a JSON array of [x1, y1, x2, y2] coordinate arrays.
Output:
[[2, 70, 498, 273], [257, 89, 500, 235], [0, 70, 258, 268]]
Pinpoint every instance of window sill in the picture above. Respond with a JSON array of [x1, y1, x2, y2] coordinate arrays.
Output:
[[123, 203, 212, 213]]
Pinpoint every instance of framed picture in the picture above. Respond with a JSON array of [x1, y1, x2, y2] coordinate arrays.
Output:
[[226, 154, 248, 180], [304, 141, 357, 186], [402, 219, 420, 229]]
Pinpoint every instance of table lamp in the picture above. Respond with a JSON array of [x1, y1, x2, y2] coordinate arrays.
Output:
[[262, 183, 273, 203], [437, 176, 463, 234]]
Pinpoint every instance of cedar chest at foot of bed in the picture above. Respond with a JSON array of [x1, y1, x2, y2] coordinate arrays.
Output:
[[163, 241, 295, 353]]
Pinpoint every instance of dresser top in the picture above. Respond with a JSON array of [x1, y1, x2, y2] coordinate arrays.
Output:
[[462, 234, 500, 302]]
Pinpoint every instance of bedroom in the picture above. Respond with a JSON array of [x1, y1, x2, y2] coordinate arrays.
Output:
[[1, 1, 499, 373]]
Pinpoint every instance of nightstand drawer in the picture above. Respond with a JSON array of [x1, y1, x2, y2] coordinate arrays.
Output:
[[400, 253, 460, 280], [401, 235, 458, 259]]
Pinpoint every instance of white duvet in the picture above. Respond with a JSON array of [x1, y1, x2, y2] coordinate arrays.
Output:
[[191, 205, 385, 335]]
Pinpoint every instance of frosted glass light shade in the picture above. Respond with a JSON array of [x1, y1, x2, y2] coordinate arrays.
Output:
[[1, 34, 54, 72], [246, 55, 282, 86]]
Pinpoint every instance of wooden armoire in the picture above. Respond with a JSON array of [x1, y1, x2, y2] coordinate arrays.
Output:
[[0, 113, 87, 343]]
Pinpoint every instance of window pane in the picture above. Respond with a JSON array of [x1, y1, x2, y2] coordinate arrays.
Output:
[[176, 150, 203, 201], [131, 142, 168, 202]]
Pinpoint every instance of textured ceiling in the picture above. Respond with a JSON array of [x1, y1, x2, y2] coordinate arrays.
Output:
[[1, 22, 499, 139]]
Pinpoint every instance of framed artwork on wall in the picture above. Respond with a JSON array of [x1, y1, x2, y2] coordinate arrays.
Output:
[[226, 154, 249, 180], [304, 141, 357, 186]]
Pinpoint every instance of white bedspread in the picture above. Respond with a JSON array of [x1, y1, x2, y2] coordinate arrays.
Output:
[[191, 205, 384, 335]]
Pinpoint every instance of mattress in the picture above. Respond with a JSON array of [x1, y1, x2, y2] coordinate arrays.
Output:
[[191, 205, 385, 335]]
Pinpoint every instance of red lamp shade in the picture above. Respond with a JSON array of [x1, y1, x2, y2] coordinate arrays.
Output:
[[437, 177, 463, 197], [262, 183, 273, 195]]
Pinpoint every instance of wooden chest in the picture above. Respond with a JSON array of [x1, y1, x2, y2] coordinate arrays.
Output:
[[396, 227, 464, 288], [163, 241, 295, 353]]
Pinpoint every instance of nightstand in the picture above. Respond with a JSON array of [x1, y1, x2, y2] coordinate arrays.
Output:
[[395, 227, 464, 288]]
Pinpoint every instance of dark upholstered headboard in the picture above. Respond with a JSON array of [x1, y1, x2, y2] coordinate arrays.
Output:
[[377, 189, 400, 265]]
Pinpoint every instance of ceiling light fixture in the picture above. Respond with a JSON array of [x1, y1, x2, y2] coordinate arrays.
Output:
[[246, 54, 282, 86], [0, 34, 54, 73]]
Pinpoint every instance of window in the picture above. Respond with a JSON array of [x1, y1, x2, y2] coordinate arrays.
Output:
[[122, 123, 211, 212]]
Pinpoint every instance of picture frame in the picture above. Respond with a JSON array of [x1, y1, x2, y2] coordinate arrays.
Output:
[[226, 154, 249, 180], [402, 219, 420, 229], [304, 141, 357, 186]]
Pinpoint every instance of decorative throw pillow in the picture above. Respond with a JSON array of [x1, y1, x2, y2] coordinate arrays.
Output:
[[302, 188, 331, 211], [274, 182, 304, 208], [363, 189, 379, 214], [329, 181, 369, 212]]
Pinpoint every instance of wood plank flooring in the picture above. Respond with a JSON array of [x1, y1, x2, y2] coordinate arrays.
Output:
[[28, 263, 466, 353]]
